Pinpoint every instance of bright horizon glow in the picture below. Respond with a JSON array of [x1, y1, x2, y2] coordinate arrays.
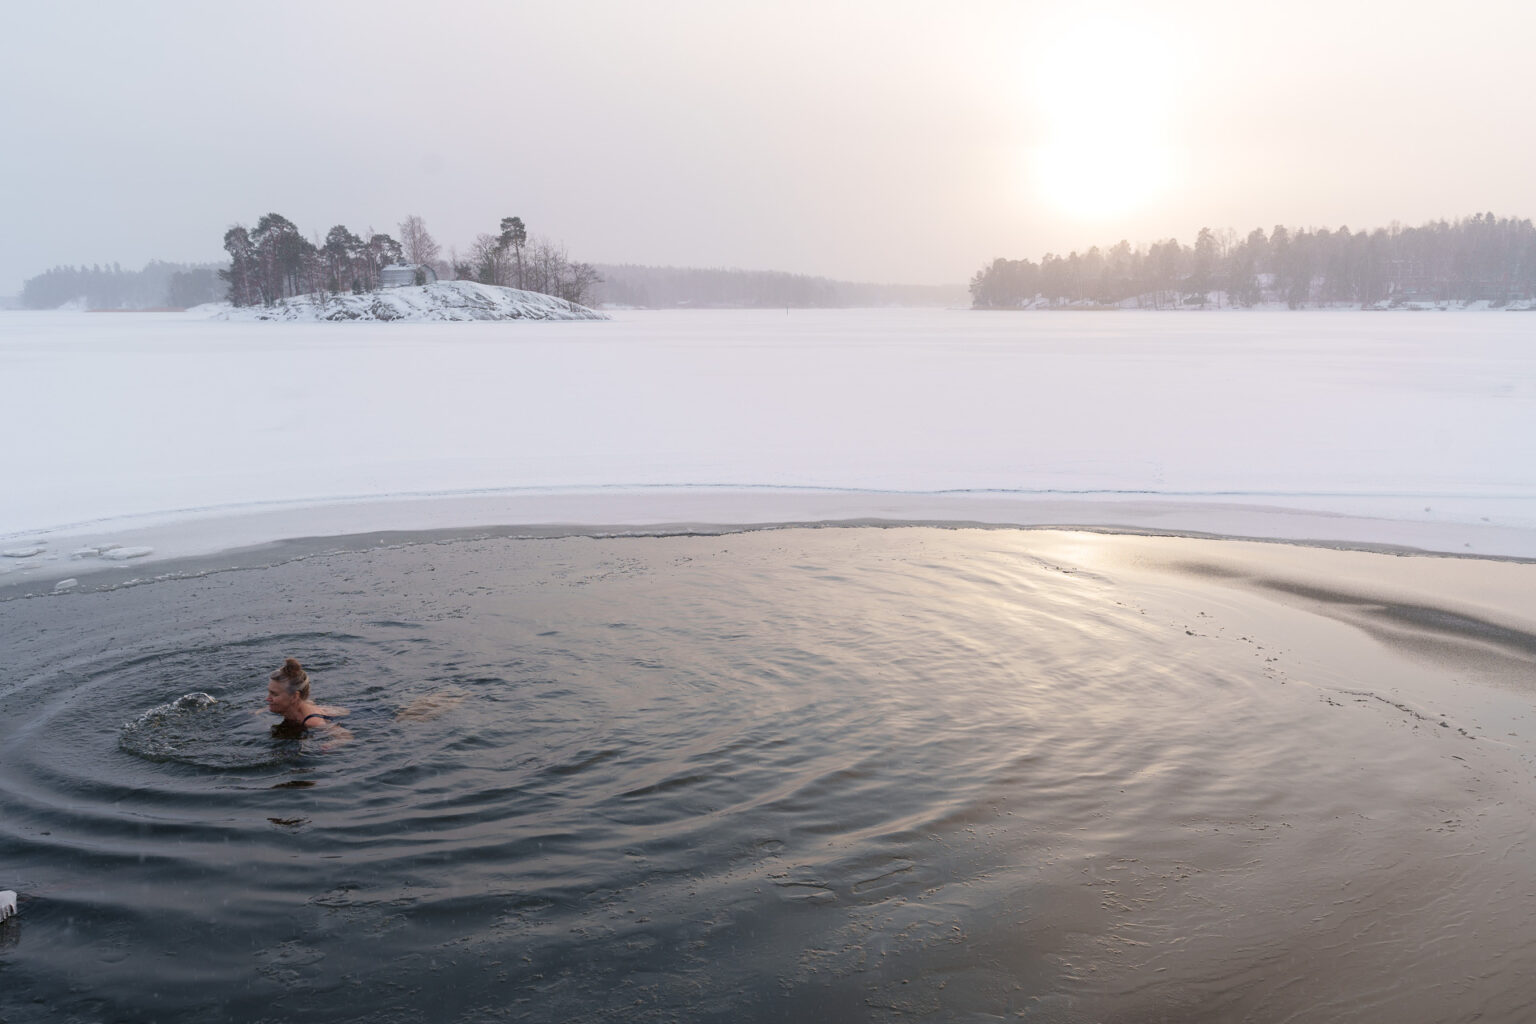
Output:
[[1027, 12, 1187, 224], [1032, 137, 1178, 222], [3, 1, 1536, 292]]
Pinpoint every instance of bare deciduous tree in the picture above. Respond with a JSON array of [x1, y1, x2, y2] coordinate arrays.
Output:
[[469, 233, 507, 286], [398, 214, 441, 269], [564, 262, 602, 306]]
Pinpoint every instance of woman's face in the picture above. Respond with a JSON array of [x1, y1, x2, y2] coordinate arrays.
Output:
[[266, 678, 297, 716]]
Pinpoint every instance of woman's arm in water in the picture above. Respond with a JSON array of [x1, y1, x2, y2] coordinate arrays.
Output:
[[317, 719, 355, 749], [394, 691, 466, 722]]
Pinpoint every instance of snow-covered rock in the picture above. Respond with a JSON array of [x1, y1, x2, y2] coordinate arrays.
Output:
[[208, 281, 607, 322]]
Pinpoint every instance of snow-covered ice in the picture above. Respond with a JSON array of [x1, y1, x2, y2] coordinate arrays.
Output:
[[2, 306, 1534, 582]]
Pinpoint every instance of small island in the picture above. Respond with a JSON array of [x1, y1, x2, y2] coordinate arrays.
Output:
[[213, 212, 605, 321], [209, 279, 606, 322]]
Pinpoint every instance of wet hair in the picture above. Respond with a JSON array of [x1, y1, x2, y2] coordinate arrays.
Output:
[[269, 658, 311, 700]]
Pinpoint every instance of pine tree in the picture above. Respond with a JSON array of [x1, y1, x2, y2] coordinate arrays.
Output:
[[1188, 227, 1218, 307], [323, 225, 363, 293], [221, 226, 257, 306], [499, 216, 527, 289]]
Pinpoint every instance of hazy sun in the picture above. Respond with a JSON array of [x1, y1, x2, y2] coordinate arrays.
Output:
[[1027, 14, 1184, 222], [1034, 137, 1175, 221]]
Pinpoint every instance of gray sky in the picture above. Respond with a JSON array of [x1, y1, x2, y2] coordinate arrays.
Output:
[[3, 0, 1534, 295]]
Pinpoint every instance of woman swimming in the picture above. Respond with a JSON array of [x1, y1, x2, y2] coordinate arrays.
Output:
[[266, 658, 353, 743]]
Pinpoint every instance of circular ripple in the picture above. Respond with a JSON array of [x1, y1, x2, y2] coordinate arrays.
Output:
[[118, 692, 307, 769], [1, 530, 1530, 1024]]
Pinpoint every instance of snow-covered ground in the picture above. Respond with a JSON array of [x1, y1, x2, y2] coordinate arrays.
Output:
[[203, 280, 605, 321], [3, 307, 1534, 583]]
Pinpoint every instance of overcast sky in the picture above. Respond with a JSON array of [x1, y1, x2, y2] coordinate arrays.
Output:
[[3, 0, 1534, 295]]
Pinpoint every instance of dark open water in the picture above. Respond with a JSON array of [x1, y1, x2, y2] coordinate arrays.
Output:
[[2, 528, 1533, 1023]]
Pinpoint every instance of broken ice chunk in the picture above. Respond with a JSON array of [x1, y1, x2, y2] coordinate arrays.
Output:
[[101, 546, 154, 561]]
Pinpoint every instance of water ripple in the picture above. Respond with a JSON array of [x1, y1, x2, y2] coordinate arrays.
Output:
[[1, 529, 1532, 1023]]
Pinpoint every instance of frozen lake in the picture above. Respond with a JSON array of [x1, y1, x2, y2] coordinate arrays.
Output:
[[5, 309, 1536, 1022], [3, 307, 1535, 574]]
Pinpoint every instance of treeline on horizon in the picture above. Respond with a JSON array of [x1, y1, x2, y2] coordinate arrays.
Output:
[[17, 257, 965, 312], [19, 253, 965, 312], [971, 213, 1536, 309], [221, 212, 599, 308], [19, 261, 223, 310], [589, 265, 966, 308]]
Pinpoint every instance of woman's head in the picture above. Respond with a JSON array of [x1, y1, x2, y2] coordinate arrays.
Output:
[[267, 657, 310, 706]]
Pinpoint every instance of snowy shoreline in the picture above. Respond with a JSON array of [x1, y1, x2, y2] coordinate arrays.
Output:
[[3, 487, 1534, 600], [201, 280, 606, 321], [4, 307, 1532, 589]]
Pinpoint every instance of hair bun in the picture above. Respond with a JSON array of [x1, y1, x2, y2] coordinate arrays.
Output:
[[284, 658, 304, 672]]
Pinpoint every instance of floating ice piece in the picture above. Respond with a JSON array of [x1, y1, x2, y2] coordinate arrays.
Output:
[[2, 547, 43, 558], [101, 546, 154, 561], [54, 578, 79, 592], [0, 891, 16, 923]]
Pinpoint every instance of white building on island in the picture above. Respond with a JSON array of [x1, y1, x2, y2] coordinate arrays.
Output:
[[379, 264, 439, 288]]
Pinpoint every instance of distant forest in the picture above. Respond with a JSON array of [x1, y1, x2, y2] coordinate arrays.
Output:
[[971, 213, 1536, 309], [588, 265, 966, 308], [20, 261, 223, 310], [16, 256, 964, 312]]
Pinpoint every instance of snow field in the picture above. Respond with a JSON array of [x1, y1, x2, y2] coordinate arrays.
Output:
[[2, 306, 1533, 578]]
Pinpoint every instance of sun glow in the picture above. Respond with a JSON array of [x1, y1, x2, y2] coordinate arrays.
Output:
[[1027, 14, 1186, 221], [1034, 136, 1176, 221]]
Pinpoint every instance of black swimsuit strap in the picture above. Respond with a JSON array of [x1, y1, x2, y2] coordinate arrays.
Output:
[[301, 713, 329, 726]]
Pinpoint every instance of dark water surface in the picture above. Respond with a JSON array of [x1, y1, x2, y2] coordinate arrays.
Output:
[[2, 528, 1533, 1023]]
